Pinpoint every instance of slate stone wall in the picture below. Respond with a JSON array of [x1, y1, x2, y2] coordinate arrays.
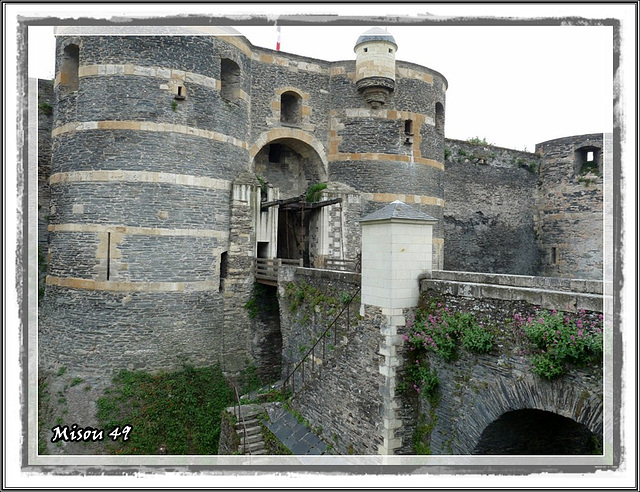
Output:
[[535, 134, 603, 279], [443, 139, 542, 275], [38, 80, 54, 296], [277, 267, 385, 454], [39, 287, 224, 375], [249, 48, 331, 144]]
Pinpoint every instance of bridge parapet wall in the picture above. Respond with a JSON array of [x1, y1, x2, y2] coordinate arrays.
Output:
[[421, 270, 606, 313], [405, 270, 604, 455]]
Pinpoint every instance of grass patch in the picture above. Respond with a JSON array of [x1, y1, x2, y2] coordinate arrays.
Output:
[[96, 364, 233, 454], [38, 373, 52, 454]]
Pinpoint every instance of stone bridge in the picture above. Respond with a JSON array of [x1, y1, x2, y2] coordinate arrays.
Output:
[[410, 271, 605, 455], [278, 267, 605, 455]]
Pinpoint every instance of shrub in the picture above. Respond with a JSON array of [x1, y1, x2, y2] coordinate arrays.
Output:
[[305, 183, 327, 203], [401, 300, 494, 396], [467, 136, 491, 146], [513, 309, 603, 380]]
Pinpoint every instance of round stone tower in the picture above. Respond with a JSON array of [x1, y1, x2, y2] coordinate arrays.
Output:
[[354, 27, 397, 108], [40, 28, 254, 376], [329, 28, 448, 268]]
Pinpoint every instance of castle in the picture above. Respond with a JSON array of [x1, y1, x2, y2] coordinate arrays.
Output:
[[38, 26, 603, 381]]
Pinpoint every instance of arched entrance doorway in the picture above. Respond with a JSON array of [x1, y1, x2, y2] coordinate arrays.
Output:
[[253, 137, 332, 266], [473, 409, 601, 455]]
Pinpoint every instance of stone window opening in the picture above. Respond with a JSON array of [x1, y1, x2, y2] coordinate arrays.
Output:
[[106, 232, 111, 280], [551, 247, 558, 265], [403, 119, 414, 145], [219, 251, 228, 292], [435, 102, 445, 136], [280, 91, 302, 126], [59, 43, 80, 94], [574, 145, 601, 175], [175, 85, 186, 100], [404, 119, 413, 135], [363, 47, 368, 52], [220, 58, 241, 102]]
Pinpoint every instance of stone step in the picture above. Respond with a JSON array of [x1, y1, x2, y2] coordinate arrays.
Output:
[[240, 432, 263, 445], [241, 440, 266, 453], [226, 404, 263, 421], [250, 448, 268, 455], [235, 418, 261, 428], [236, 425, 262, 436]]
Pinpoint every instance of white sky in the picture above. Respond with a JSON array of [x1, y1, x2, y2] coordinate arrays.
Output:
[[23, 4, 622, 152]]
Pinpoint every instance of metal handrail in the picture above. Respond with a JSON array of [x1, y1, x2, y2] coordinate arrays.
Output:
[[234, 386, 250, 455], [282, 284, 361, 398]]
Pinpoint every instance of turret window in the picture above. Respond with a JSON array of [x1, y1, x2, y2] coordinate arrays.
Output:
[[404, 119, 413, 135], [574, 146, 601, 175], [435, 102, 445, 136], [59, 44, 79, 94], [220, 58, 241, 102], [280, 91, 302, 126]]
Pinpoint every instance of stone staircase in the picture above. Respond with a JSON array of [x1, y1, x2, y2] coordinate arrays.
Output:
[[222, 401, 331, 455], [228, 403, 267, 455]]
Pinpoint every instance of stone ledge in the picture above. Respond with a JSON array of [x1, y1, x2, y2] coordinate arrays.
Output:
[[421, 270, 603, 295], [421, 278, 604, 313], [292, 267, 361, 285]]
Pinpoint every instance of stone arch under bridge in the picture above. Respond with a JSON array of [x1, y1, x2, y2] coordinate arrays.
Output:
[[425, 355, 603, 455]]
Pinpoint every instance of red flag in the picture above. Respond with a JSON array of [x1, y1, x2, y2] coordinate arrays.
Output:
[[276, 25, 281, 51]]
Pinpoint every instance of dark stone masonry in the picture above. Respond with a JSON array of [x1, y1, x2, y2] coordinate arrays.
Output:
[[36, 26, 604, 455]]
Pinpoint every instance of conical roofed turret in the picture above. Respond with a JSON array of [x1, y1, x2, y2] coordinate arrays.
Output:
[[354, 28, 397, 108]]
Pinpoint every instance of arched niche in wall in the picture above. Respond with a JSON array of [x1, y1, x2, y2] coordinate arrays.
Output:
[[59, 43, 80, 94], [435, 102, 445, 136], [280, 91, 302, 126], [574, 145, 601, 176], [220, 58, 241, 102]]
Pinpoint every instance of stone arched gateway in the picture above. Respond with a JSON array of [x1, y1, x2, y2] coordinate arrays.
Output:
[[250, 128, 329, 198], [249, 130, 335, 267], [423, 354, 603, 455]]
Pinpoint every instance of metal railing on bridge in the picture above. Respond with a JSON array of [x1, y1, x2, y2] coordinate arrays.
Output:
[[281, 284, 361, 399]]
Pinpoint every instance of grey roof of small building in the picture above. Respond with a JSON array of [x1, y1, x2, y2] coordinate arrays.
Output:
[[359, 200, 438, 223], [355, 27, 397, 49]]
